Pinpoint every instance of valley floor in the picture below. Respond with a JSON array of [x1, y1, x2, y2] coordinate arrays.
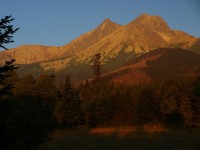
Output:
[[42, 127, 200, 150]]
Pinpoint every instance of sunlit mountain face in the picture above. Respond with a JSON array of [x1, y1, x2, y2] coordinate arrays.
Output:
[[0, 13, 199, 82]]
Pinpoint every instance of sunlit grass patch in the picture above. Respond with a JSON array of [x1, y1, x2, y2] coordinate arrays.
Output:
[[90, 125, 167, 137], [118, 126, 138, 137], [90, 127, 116, 136], [143, 123, 167, 133]]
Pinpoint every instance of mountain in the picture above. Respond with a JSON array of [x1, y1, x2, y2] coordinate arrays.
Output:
[[0, 18, 121, 65], [1, 13, 200, 81], [102, 48, 200, 84]]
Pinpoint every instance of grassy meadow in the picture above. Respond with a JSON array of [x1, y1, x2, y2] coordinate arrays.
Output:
[[42, 126, 200, 150]]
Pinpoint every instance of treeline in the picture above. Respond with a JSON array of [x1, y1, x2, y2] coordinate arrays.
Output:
[[1, 71, 200, 149], [80, 77, 200, 127]]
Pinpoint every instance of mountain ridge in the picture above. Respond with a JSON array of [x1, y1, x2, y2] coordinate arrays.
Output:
[[0, 13, 200, 81], [0, 18, 121, 65]]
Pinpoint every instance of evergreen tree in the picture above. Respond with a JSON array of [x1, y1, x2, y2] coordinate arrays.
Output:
[[82, 96, 97, 127], [0, 60, 18, 99], [54, 75, 82, 127], [96, 94, 114, 125], [35, 74, 57, 109], [4, 96, 54, 150], [0, 16, 19, 49], [135, 85, 160, 125], [192, 77, 200, 125], [0, 15, 19, 100], [194, 77, 200, 98], [0, 16, 55, 150], [92, 53, 101, 84], [14, 74, 35, 98]]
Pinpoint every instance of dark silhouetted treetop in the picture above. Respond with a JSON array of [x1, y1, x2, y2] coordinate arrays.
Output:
[[0, 15, 19, 50], [0, 59, 19, 99], [0, 16, 19, 100], [92, 53, 102, 84]]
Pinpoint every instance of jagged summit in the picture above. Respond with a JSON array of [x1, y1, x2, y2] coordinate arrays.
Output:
[[137, 13, 151, 19], [97, 18, 121, 31], [131, 13, 171, 33], [137, 13, 163, 20], [101, 18, 112, 24]]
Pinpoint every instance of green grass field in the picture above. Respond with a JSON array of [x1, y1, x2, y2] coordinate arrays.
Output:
[[42, 127, 200, 150]]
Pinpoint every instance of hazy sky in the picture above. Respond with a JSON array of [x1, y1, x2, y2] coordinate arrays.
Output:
[[0, 0, 200, 49]]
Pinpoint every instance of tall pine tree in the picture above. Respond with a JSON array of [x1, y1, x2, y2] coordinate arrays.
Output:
[[92, 53, 101, 84], [0, 15, 19, 100], [54, 75, 82, 127]]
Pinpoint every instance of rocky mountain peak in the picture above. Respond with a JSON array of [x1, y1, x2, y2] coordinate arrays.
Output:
[[137, 13, 151, 19], [98, 18, 121, 31], [137, 13, 165, 23], [133, 13, 172, 33], [102, 18, 112, 24]]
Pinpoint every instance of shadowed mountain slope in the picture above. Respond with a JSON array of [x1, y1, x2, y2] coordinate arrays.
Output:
[[102, 48, 200, 84]]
